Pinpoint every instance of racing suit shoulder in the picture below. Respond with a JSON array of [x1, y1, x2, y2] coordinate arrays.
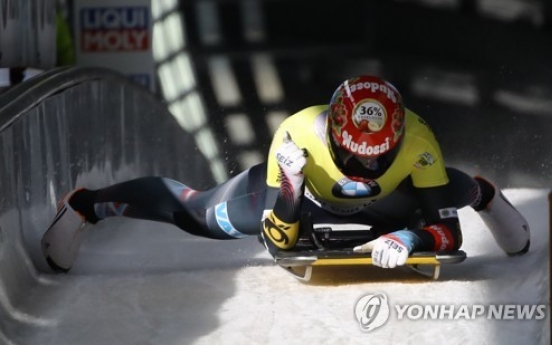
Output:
[[403, 109, 449, 188], [266, 105, 328, 187]]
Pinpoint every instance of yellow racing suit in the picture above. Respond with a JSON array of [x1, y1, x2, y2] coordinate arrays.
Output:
[[262, 105, 461, 253]]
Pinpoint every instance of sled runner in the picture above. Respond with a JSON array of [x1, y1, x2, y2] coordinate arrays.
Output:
[[271, 214, 467, 281], [275, 249, 467, 281]]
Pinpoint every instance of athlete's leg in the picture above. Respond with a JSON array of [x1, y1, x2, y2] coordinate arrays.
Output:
[[42, 177, 196, 272], [176, 162, 270, 239], [43, 163, 270, 271], [471, 175, 530, 255], [69, 163, 269, 239]]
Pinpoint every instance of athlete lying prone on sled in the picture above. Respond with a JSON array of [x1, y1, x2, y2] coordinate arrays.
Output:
[[42, 75, 530, 272]]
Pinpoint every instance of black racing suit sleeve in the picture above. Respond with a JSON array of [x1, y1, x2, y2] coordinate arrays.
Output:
[[408, 183, 462, 252]]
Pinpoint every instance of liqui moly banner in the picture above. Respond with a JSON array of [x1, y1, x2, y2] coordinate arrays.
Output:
[[74, 0, 155, 92], [0, 0, 56, 69]]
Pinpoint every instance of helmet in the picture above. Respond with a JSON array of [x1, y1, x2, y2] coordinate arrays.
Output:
[[327, 75, 405, 180]]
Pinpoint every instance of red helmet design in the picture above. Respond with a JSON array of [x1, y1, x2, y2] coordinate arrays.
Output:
[[328, 76, 405, 180]]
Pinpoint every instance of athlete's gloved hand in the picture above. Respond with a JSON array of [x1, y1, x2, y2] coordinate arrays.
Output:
[[275, 131, 307, 191], [353, 230, 417, 268]]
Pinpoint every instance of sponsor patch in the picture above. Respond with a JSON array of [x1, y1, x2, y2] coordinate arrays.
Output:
[[342, 131, 391, 155], [332, 178, 381, 199], [262, 212, 299, 249], [414, 152, 435, 170], [352, 100, 387, 133], [424, 224, 455, 251], [438, 207, 458, 219], [348, 81, 398, 104], [215, 202, 247, 238]]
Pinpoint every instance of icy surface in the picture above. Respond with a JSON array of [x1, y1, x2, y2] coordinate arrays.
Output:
[[13, 189, 550, 344]]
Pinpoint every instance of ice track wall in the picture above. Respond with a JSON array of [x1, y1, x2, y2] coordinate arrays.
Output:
[[0, 67, 215, 337]]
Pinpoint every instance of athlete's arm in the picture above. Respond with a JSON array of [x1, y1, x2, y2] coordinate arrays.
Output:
[[261, 132, 306, 253], [353, 183, 461, 268], [261, 185, 304, 254], [409, 184, 462, 252], [407, 115, 461, 252]]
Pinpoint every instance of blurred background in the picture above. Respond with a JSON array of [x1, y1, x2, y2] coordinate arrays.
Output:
[[2, 0, 552, 187]]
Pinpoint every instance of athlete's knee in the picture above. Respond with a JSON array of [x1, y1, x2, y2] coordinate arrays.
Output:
[[160, 178, 195, 202]]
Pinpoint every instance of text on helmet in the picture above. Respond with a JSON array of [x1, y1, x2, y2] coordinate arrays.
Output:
[[342, 131, 391, 155], [349, 82, 397, 104]]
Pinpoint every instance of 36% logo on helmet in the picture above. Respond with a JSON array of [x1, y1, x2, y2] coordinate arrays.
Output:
[[353, 102, 386, 132]]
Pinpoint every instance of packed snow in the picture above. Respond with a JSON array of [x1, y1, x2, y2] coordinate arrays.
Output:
[[10, 189, 550, 345]]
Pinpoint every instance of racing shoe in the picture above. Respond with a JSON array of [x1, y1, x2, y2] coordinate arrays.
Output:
[[41, 189, 91, 272], [475, 177, 530, 256]]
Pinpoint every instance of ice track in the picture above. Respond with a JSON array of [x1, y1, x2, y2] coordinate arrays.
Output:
[[12, 189, 549, 345]]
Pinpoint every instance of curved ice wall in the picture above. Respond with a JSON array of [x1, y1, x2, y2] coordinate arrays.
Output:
[[0, 67, 215, 332]]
